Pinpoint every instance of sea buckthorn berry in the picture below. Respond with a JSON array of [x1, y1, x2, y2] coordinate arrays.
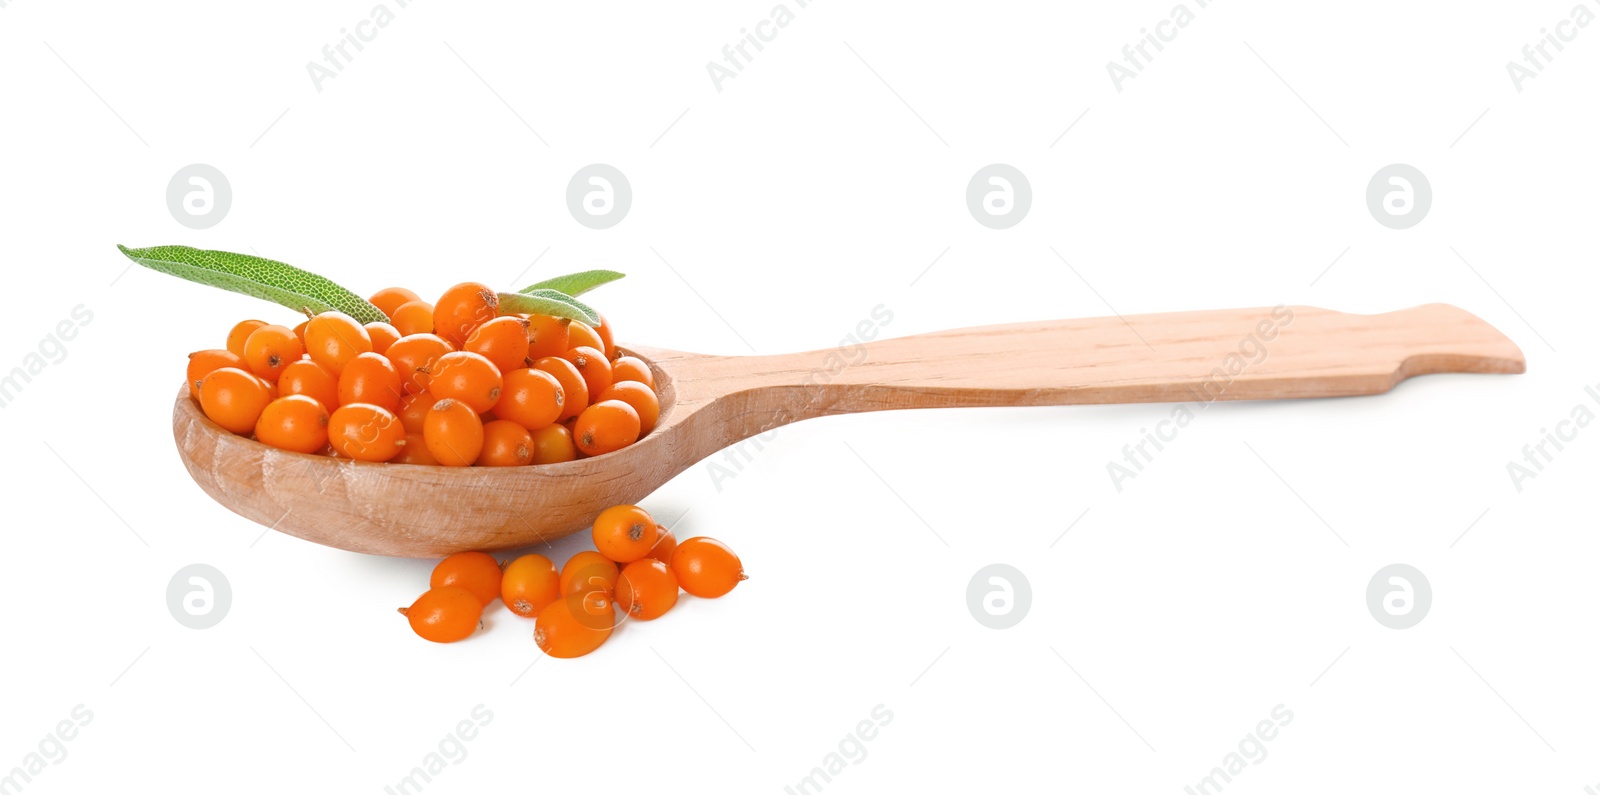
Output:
[[199, 367, 274, 434], [255, 395, 330, 454], [187, 349, 245, 400], [567, 320, 604, 354], [392, 433, 438, 465], [328, 403, 407, 462], [494, 368, 564, 431], [397, 390, 434, 434], [559, 551, 619, 598], [574, 400, 641, 457], [616, 559, 679, 621], [241, 325, 304, 382], [423, 398, 484, 467], [431, 551, 502, 606], [610, 356, 654, 389], [386, 333, 453, 396], [525, 315, 572, 361], [592, 313, 617, 360], [226, 320, 267, 359], [364, 322, 401, 356], [478, 420, 533, 466], [529, 423, 578, 464], [434, 282, 499, 348], [400, 586, 482, 643], [430, 351, 503, 414], [646, 526, 678, 564], [369, 287, 422, 319], [304, 312, 373, 375], [292, 320, 309, 346], [534, 593, 614, 658], [278, 359, 339, 411], [597, 381, 660, 435], [671, 537, 746, 598], [533, 356, 589, 421], [592, 504, 659, 564], [337, 352, 403, 413], [465, 316, 532, 375], [562, 346, 614, 400], [390, 300, 435, 337], [502, 554, 560, 618]]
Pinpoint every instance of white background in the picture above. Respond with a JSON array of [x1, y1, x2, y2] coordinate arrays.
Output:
[[1, 1, 1597, 793]]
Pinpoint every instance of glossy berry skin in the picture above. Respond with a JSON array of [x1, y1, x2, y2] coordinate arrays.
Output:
[[574, 400, 641, 457], [433, 282, 499, 348], [278, 359, 340, 411], [423, 398, 484, 467], [562, 346, 613, 401], [494, 368, 564, 431], [304, 312, 373, 375], [533, 356, 589, 421], [396, 390, 434, 434], [465, 316, 532, 375], [591, 504, 658, 564], [368, 287, 422, 319], [386, 334, 453, 396], [327, 403, 407, 462], [225, 320, 267, 359], [596, 381, 660, 435], [592, 313, 617, 360], [534, 593, 614, 658], [567, 320, 605, 354], [429, 351, 503, 414], [255, 395, 330, 454], [525, 315, 571, 361], [559, 551, 619, 598], [501, 554, 561, 618], [529, 423, 577, 464], [187, 349, 245, 400], [390, 301, 435, 337], [364, 322, 401, 356], [477, 420, 533, 466], [610, 356, 654, 389], [645, 527, 678, 564], [241, 325, 304, 382], [402, 586, 482, 643], [199, 367, 274, 434], [671, 537, 746, 598], [337, 352, 403, 413], [431, 551, 502, 606], [616, 559, 678, 621], [392, 433, 438, 465]]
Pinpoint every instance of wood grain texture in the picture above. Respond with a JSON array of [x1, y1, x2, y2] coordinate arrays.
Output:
[[174, 304, 1524, 557]]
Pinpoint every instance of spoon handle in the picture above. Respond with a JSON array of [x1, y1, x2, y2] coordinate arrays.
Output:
[[682, 304, 1524, 416]]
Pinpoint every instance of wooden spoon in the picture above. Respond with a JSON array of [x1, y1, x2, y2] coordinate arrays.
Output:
[[174, 303, 1524, 557]]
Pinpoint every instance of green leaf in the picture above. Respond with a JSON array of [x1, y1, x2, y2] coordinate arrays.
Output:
[[117, 245, 388, 323], [497, 289, 600, 326], [519, 269, 624, 297]]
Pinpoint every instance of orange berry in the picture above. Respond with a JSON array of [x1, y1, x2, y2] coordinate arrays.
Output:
[[429, 351, 503, 414], [226, 320, 267, 358], [529, 423, 578, 464], [478, 420, 533, 466], [562, 346, 614, 400], [397, 390, 434, 433], [465, 316, 532, 375], [431, 551, 502, 606], [304, 312, 372, 375], [292, 319, 309, 346], [671, 537, 746, 598], [574, 400, 640, 457], [559, 550, 618, 598], [434, 282, 498, 348], [533, 356, 588, 421], [597, 381, 660, 435], [327, 403, 407, 462], [390, 300, 435, 337], [199, 367, 274, 434], [337, 352, 403, 413], [502, 554, 561, 618], [591, 504, 658, 564], [423, 398, 484, 467], [525, 315, 572, 361], [592, 313, 617, 360], [364, 322, 401, 356], [369, 287, 422, 319], [494, 368, 564, 431], [278, 359, 339, 411], [401, 586, 482, 643], [610, 356, 654, 389], [616, 559, 678, 620], [386, 333, 453, 396], [255, 395, 330, 454], [534, 593, 614, 658], [186, 349, 245, 400], [567, 320, 604, 353], [241, 325, 304, 382], [645, 526, 678, 564], [392, 433, 438, 465]]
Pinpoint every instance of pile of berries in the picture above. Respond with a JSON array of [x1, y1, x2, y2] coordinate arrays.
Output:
[[184, 284, 661, 465], [401, 504, 746, 657]]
